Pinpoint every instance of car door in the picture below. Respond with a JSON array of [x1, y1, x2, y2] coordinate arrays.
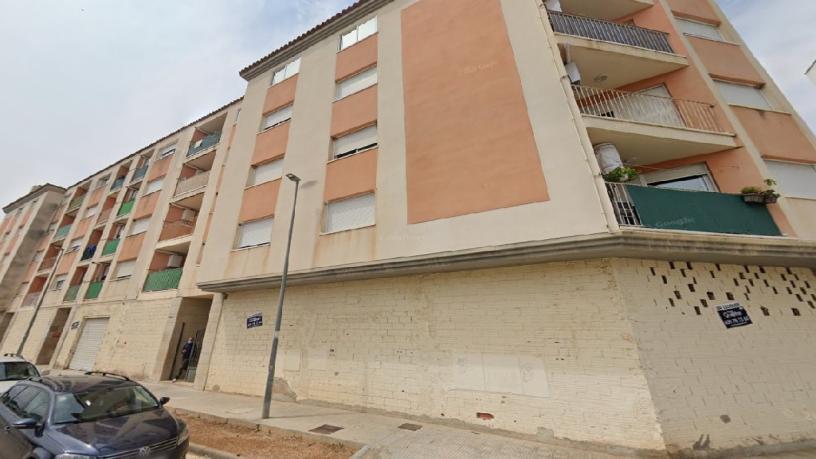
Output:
[[0, 385, 35, 459]]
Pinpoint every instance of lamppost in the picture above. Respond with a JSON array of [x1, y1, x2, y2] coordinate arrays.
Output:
[[262, 173, 301, 419], [18, 247, 64, 355]]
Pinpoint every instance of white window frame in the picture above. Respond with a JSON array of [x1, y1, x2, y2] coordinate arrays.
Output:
[[115, 260, 135, 279], [332, 125, 378, 160], [248, 159, 284, 187], [236, 218, 274, 249], [159, 143, 177, 158], [271, 58, 301, 86], [144, 178, 163, 195], [335, 67, 378, 100], [129, 218, 150, 236], [340, 17, 377, 51], [52, 274, 67, 290], [84, 205, 99, 219], [261, 105, 293, 131], [675, 18, 723, 41], [766, 160, 816, 200], [714, 80, 772, 110], [324, 193, 376, 234], [640, 164, 718, 192], [68, 237, 84, 252]]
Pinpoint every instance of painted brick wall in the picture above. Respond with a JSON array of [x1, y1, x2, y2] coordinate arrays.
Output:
[[205, 260, 665, 450], [612, 258, 816, 455]]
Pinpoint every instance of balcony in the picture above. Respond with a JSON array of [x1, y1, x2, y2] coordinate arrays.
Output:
[[187, 132, 221, 158], [53, 224, 72, 241], [101, 239, 120, 257], [130, 165, 148, 184], [117, 200, 135, 218], [96, 207, 112, 226], [173, 172, 209, 209], [549, 11, 687, 88], [572, 85, 737, 164], [22, 292, 40, 307], [110, 177, 125, 193], [64, 285, 80, 302], [607, 183, 781, 236], [66, 195, 85, 213], [143, 268, 183, 292], [85, 281, 103, 300], [39, 256, 57, 272], [159, 220, 195, 242], [80, 244, 97, 261]]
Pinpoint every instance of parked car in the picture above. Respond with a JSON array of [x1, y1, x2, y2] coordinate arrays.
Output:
[[0, 354, 40, 393], [0, 372, 188, 459]]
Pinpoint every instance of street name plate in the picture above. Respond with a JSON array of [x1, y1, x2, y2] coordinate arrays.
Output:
[[71, 321, 80, 330], [716, 302, 752, 329], [247, 312, 263, 329]]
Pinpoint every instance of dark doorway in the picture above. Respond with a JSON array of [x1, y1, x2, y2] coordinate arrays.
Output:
[[36, 308, 70, 365], [163, 299, 212, 382]]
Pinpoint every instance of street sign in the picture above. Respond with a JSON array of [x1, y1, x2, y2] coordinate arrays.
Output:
[[247, 312, 263, 329], [716, 302, 752, 329], [71, 321, 80, 330]]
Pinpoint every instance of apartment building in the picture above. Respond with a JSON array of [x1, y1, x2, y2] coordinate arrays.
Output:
[[1, 0, 816, 456]]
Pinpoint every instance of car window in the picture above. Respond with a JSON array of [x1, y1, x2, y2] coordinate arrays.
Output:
[[4, 386, 38, 417], [21, 389, 49, 422], [0, 362, 39, 381], [53, 385, 159, 424], [0, 385, 26, 405]]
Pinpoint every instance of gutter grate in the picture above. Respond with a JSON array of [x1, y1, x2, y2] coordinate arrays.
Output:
[[310, 424, 344, 435], [398, 423, 423, 431]]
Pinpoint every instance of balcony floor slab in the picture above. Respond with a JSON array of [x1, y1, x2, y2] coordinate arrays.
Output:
[[559, 0, 653, 20]]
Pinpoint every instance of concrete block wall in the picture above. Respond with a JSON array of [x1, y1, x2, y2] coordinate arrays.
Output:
[[612, 259, 816, 455], [204, 260, 665, 451]]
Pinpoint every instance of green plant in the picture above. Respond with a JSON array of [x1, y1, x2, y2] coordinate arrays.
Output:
[[741, 179, 780, 204], [741, 186, 762, 194], [603, 166, 639, 183]]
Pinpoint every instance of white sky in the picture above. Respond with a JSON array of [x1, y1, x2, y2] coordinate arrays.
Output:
[[0, 0, 813, 213]]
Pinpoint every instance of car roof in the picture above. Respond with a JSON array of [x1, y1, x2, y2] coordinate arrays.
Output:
[[31, 375, 138, 394], [0, 355, 30, 363]]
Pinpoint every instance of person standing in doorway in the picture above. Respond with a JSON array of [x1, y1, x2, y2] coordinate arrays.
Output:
[[173, 337, 196, 383]]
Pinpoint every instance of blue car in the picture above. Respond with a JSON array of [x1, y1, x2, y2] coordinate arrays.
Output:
[[0, 372, 188, 459]]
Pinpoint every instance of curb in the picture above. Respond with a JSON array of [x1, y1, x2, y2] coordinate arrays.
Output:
[[349, 445, 371, 459], [190, 442, 242, 459]]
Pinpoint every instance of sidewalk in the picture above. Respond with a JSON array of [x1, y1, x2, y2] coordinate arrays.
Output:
[[141, 381, 627, 459]]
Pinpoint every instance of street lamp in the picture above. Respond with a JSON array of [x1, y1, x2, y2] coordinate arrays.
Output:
[[262, 173, 301, 419]]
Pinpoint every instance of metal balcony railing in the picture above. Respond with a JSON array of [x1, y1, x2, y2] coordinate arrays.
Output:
[[64, 285, 80, 302], [85, 281, 104, 300], [22, 292, 40, 307], [39, 256, 57, 271], [117, 200, 135, 218], [606, 183, 781, 236], [159, 220, 195, 242], [54, 224, 72, 241], [67, 195, 85, 212], [187, 132, 221, 157], [549, 11, 674, 53], [143, 268, 183, 292], [101, 239, 120, 257], [131, 165, 149, 183], [110, 177, 125, 192], [571, 85, 723, 132], [174, 172, 210, 197]]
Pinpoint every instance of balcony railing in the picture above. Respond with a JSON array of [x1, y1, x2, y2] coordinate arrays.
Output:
[[110, 177, 125, 193], [39, 256, 57, 271], [143, 268, 183, 292], [54, 224, 72, 241], [174, 172, 210, 197], [96, 207, 112, 226], [67, 195, 85, 212], [572, 85, 723, 133], [81, 244, 97, 261], [117, 200, 135, 218], [187, 132, 221, 157], [131, 165, 149, 183], [101, 239, 120, 257], [64, 285, 80, 302], [85, 281, 104, 300], [549, 11, 674, 54], [22, 292, 40, 307], [159, 220, 195, 242], [606, 183, 781, 236]]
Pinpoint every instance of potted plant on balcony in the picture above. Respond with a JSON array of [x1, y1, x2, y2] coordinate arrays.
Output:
[[741, 179, 779, 204], [603, 166, 640, 183]]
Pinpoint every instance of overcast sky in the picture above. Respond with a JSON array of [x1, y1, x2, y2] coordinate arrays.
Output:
[[0, 0, 814, 213]]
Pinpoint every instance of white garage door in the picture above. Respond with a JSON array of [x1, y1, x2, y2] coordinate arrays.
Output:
[[69, 318, 109, 372]]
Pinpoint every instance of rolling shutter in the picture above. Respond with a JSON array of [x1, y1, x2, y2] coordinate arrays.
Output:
[[69, 318, 110, 372]]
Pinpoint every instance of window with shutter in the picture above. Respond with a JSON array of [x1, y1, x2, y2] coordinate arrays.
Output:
[[715, 81, 771, 110], [129, 218, 150, 236], [325, 194, 376, 233], [332, 125, 378, 159], [248, 160, 284, 186], [766, 161, 816, 199], [261, 105, 293, 131], [115, 260, 135, 278], [336, 67, 377, 100], [236, 218, 274, 248]]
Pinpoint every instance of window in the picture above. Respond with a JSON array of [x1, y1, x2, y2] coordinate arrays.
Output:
[[69, 237, 83, 252], [766, 161, 816, 199], [715, 81, 771, 110], [84, 205, 99, 218], [332, 125, 378, 159], [159, 144, 176, 158], [325, 193, 375, 233], [115, 260, 135, 278], [248, 160, 284, 186], [336, 67, 377, 100], [340, 17, 377, 50], [675, 18, 723, 41], [52, 274, 67, 290], [236, 218, 273, 248], [129, 218, 150, 235], [261, 105, 293, 131], [145, 178, 163, 195], [642, 164, 718, 192], [272, 58, 301, 85], [53, 386, 158, 425], [95, 176, 110, 189]]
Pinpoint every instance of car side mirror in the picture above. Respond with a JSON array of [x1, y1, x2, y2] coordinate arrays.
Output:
[[13, 418, 38, 430], [159, 397, 170, 406]]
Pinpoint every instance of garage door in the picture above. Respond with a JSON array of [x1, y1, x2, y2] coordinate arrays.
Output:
[[69, 318, 109, 372]]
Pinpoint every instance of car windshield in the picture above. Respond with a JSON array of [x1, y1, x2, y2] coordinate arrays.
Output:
[[0, 362, 39, 381], [52, 385, 160, 424]]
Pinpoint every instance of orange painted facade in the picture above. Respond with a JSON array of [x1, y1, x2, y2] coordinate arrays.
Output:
[[731, 107, 816, 164], [252, 123, 289, 165], [133, 192, 160, 220], [118, 234, 145, 262], [72, 217, 93, 239], [263, 76, 298, 114], [147, 156, 173, 182], [324, 149, 378, 202], [330, 85, 378, 137], [687, 37, 764, 85], [336, 35, 378, 81], [665, 0, 719, 23], [239, 180, 280, 223], [55, 251, 77, 275]]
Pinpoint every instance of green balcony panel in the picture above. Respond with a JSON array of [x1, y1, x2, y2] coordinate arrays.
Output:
[[625, 185, 781, 236], [117, 200, 135, 217], [64, 285, 80, 302], [101, 239, 120, 256], [85, 281, 104, 300], [143, 268, 183, 292], [54, 225, 72, 240], [67, 195, 85, 212]]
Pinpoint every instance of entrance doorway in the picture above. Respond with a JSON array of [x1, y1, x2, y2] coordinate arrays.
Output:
[[162, 298, 212, 382], [36, 308, 70, 365]]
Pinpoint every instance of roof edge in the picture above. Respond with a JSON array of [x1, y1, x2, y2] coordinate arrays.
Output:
[[3, 183, 66, 213]]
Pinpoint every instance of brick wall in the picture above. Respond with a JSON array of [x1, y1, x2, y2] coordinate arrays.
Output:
[[205, 260, 665, 451]]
